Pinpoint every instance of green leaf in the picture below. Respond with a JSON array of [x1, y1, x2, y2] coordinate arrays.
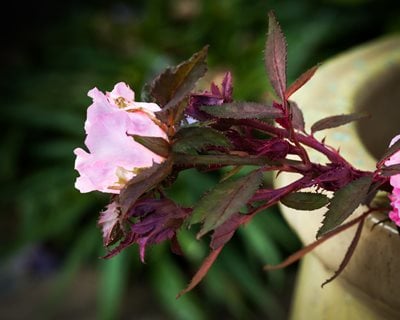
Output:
[[281, 192, 329, 211], [311, 113, 368, 134], [132, 135, 170, 158], [148, 46, 208, 123], [119, 159, 173, 216], [172, 127, 231, 155], [265, 11, 287, 101], [191, 170, 263, 238], [201, 102, 282, 119], [317, 175, 372, 238]]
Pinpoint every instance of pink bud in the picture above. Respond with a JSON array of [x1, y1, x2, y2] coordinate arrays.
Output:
[[74, 82, 168, 194]]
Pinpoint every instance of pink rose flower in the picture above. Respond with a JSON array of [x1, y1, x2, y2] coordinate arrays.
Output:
[[74, 82, 168, 194], [385, 134, 400, 226]]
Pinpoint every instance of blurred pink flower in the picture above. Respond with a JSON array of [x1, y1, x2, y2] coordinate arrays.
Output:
[[385, 134, 400, 226], [74, 82, 168, 194]]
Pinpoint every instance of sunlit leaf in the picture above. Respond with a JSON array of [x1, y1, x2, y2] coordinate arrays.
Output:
[[281, 192, 329, 211]]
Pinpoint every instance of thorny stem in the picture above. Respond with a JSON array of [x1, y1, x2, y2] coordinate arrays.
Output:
[[237, 119, 351, 166]]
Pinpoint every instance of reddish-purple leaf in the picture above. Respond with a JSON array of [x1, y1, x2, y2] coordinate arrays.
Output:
[[378, 138, 400, 165], [221, 72, 233, 101], [148, 46, 208, 124], [265, 11, 287, 101], [285, 65, 319, 99], [317, 175, 372, 238], [321, 218, 364, 287], [201, 102, 283, 119], [311, 113, 369, 134], [210, 213, 247, 250], [176, 246, 223, 298], [289, 101, 305, 132]]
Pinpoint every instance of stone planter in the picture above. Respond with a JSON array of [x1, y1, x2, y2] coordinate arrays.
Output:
[[276, 36, 400, 319]]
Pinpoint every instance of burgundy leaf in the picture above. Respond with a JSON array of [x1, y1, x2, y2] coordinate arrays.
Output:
[[321, 218, 365, 287], [176, 246, 223, 298], [289, 101, 305, 132], [148, 46, 208, 124], [311, 113, 369, 134], [210, 213, 247, 250], [119, 159, 173, 216], [285, 65, 319, 99], [221, 71, 233, 101], [378, 139, 400, 165], [265, 11, 287, 101]]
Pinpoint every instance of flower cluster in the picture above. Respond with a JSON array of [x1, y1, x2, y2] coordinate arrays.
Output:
[[73, 12, 400, 295]]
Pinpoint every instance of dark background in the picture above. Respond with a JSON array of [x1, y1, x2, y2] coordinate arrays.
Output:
[[1, 0, 400, 319]]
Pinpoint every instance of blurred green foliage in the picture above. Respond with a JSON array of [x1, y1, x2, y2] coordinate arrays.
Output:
[[1, 0, 400, 319]]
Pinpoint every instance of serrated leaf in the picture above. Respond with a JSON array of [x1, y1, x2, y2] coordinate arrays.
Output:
[[381, 164, 400, 177], [119, 159, 173, 216], [172, 127, 231, 155], [148, 46, 208, 123], [378, 139, 400, 164], [281, 192, 329, 211], [201, 102, 283, 119], [285, 65, 319, 99], [210, 213, 248, 250], [265, 11, 287, 101], [289, 101, 305, 132], [311, 113, 368, 134], [191, 170, 263, 238], [132, 135, 170, 158], [317, 175, 372, 238]]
